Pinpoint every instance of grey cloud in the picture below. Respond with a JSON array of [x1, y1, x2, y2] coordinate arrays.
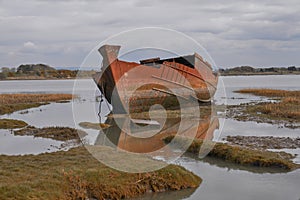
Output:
[[0, 0, 299, 68]]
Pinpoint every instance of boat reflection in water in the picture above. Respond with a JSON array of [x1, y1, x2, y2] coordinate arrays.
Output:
[[94, 105, 219, 157]]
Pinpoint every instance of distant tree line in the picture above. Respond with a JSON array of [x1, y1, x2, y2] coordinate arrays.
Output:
[[219, 66, 300, 76], [0, 64, 96, 80]]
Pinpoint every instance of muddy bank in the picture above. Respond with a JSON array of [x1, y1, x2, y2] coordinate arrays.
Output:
[[226, 136, 300, 150], [234, 88, 300, 98], [0, 118, 28, 129], [163, 136, 299, 171], [0, 147, 201, 200], [0, 102, 48, 115], [226, 103, 299, 129], [14, 126, 86, 141], [0, 93, 74, 115], [226, 89, 300, 128], [78, 122, 110, 130]]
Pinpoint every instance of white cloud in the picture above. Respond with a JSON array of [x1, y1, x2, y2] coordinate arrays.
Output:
[[23, 41, 36, 49]]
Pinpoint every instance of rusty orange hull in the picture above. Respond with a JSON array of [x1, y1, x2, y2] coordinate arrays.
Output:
[[93, 45, 218, 113], [95, 110, 219, 154]]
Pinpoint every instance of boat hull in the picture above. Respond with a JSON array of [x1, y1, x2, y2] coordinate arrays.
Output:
[[93, 45, 218, 114]]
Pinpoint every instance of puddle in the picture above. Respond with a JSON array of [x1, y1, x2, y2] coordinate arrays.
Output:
[[0, 129, 71, 155]]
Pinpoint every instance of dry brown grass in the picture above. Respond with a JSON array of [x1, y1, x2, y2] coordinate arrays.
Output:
[[282, 97, 300, 104], [0, 119, 28, 129], [0, 93, 74, 105], [78, 122, 110, 130], [0, 93, 74, 115], [235, 88, 300, 97], [14, 126, 86, 141], [235, 88, 300, 98], [235, 89, 300, 122], [164, 136, 299, 170], [258, 102, 300, 120]]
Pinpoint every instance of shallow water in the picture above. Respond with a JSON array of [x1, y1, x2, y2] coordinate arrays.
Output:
[[130, 155, 300, 200], [0, 79, 110, 151], [0, 79, 75, 94], [0, 75, 299, 200], [217, 118, 300, 139], [176, 157, 300, 200], [0, 129, 66, 155], [216, 75, 300, 105]]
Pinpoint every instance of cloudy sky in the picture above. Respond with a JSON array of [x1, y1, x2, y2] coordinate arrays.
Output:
[[0, 0, 300, 68]]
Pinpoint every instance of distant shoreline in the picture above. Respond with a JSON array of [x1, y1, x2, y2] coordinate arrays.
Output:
[[219, 66, 300, 76], [220, 72, 300, 76], [1, 63, 299, 80], [1, 73, 300, 81], [0, 77, 92, 81]]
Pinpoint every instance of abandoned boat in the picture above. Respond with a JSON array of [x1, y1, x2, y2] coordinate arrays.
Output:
[[93, 44, 218, 113]]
